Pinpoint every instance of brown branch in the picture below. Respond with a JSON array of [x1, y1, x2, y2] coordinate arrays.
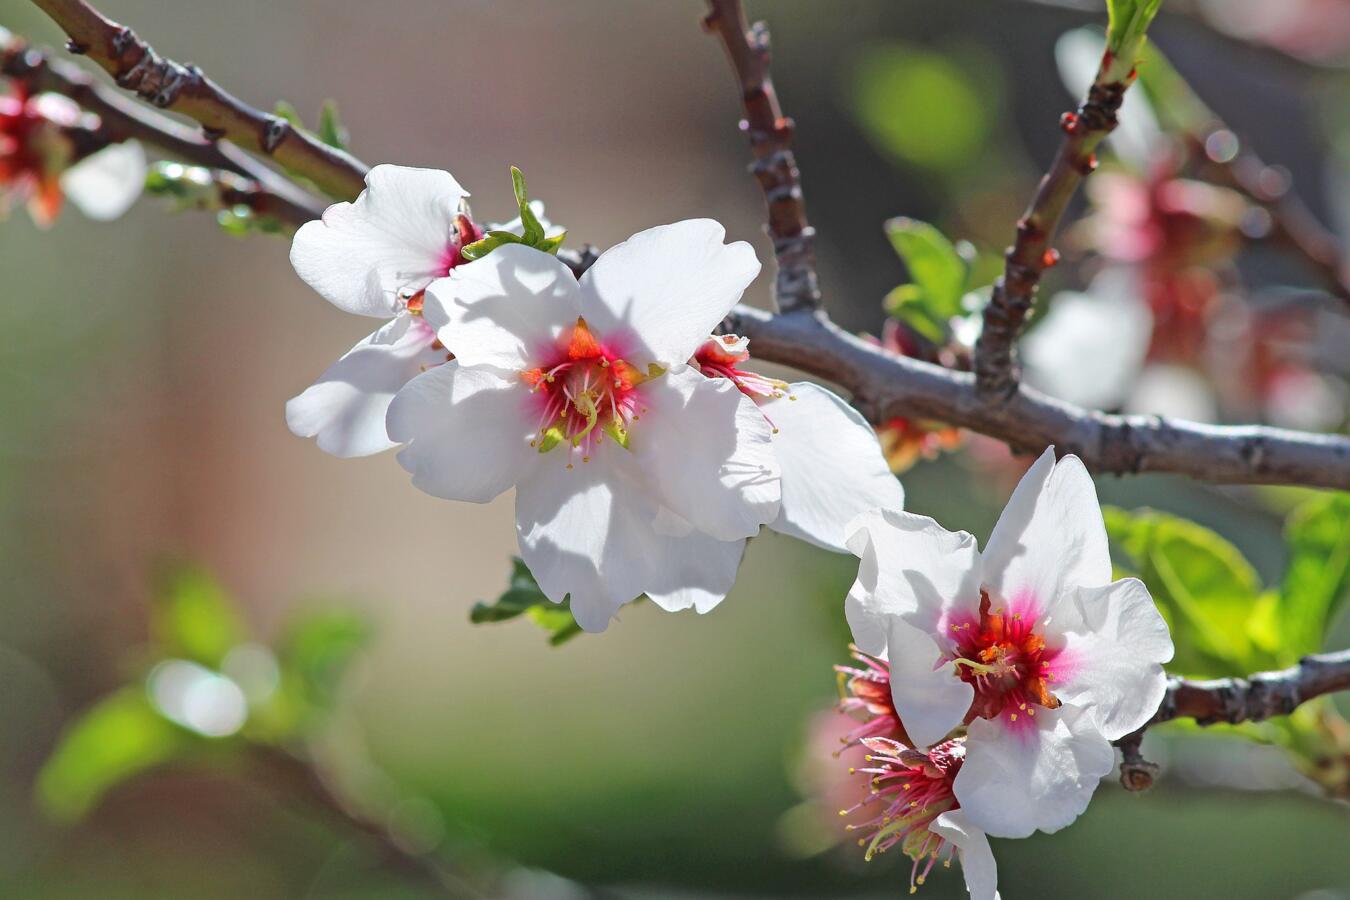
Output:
[[702, 0, 820, 314], [973, 54, 1134, 399], [1116, 649, 1350, 791], [725, 306, 1350, 489], [27, 0, 369, 200], [1200, 136, 1350, 305], [2, 33, 324, 227]]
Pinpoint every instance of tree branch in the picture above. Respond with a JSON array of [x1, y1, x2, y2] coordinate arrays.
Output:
[[2, 33, 324, 226], [27, 0, 369, 200], [1116, 649, 1350, 790], [702, 0, 820, 314], [973, 50, 1134, 399], [725, 306, 1350, 489]]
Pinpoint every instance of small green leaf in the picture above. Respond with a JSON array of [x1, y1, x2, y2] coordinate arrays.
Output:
[[510, 166, 546, 246], [272, 100, 303, 128], [460, 230, 524, 261], [537, 231, 568, 255], [885, 218, 968, 327], [1278, 493, 1350, 659], [1105, 0, 1164, 77], [471, 557, 597, 644], [36, 689, 190, 822], [1105, 507, 1269, 676], [150, 563, 246, 669], [317, 99, 348, 150]]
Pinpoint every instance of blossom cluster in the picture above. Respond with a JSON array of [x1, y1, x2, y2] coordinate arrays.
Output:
[[285, 165, 1174, 898]]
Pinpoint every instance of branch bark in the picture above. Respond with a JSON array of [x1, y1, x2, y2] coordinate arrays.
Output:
[[726, 306, 1350, 489], [2, 33, 324, 226], [27, 0, 369, 200], [1116, 649, 1350, 790], [973, 52, 1134, 399], [703, 0, 820, 314]]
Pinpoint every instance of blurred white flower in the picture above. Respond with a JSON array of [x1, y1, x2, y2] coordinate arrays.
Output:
[[1022, 267, 1153, 410]]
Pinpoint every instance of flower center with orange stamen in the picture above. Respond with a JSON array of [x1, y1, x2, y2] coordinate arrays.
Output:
[[522, 317, 662, 464], [948, 591, 1062, 727]]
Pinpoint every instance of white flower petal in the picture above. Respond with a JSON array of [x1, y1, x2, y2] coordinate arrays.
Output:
[[515, 451, 743, 631], [286, 315, 445, 458], [386, 362, 535, 502], [981, 448, 1111, 624], [884, 616, 972, 748], [643, 531, 747, 615], [61, 139, 146, 220], [765, 382, 905, 552], [290, 164, 467, 318], [425, 244, 582, 370], [930, 811, 1000, 900], [1125, 363, 1219, 423], [955, 702, 1115, 838], [1055, 578, 1173, 740], [843, 508, 982, 651], [629, 368, 780, 542], [578, 219, 760, 368]]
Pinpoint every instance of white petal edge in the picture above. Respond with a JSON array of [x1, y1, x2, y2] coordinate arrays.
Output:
[[286, 315, 444, 458], [425, 244, 582, 370], [843, 508, 982, 647], [290, 164, 467, 318], [765, 382, 905, 552], [386, 362, 535, 503], [930, 811, 1001, 900], [981, 448, 1112, 626], [629, 368, 780, 542], [885, 616, 972, 749], [1054, 578, 1174, 740], [61, 139, 146, 220], [578, 219, 760, 368], [954, 702, 1115, 839]]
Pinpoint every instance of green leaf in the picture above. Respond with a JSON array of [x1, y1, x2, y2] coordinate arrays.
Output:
[[36, 689, 190, 822], [471, 557, 590, 645], [272, 100, 303, 128], [510, 166, 546, 246], [1105, 0, 1164, 76], [317, 99, 348, 150], [460, 230, 524, 261], [150, 563, 247, 669], [1278, 493, 1350, 659], [279, 610, 371, 711], [885, 217, 968, 325], [1104, 507, 1269, 676]]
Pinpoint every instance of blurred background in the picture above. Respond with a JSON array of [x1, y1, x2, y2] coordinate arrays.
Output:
[[1, 0, 1349, 897]]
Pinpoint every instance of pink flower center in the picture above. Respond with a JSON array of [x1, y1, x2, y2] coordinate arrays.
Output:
[[836, 645, 913, 749], [948, 591, 1063, 729], [522, 317, 659, 463], [842, 736, 964, 893]]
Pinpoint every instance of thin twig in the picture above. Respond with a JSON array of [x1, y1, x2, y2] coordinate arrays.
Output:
[[1116, 649, 1350, 791], [2, 32, 326, 224], [702, 0, 820, 314], [1201, 137, 1350, 305], [973, 48, 1136, 399], [725, 306, 1350, 489], [247, 746, 483, 898], [27, 0, 369, 200]]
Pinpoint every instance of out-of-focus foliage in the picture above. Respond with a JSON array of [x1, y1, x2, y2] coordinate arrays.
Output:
[[35, 565, 370, 822], [471, 557, 583, 646], [848, 44, 994, 174]]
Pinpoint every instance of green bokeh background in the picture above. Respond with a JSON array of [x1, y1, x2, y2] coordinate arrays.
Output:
[[1, 1, 1347, 897]]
